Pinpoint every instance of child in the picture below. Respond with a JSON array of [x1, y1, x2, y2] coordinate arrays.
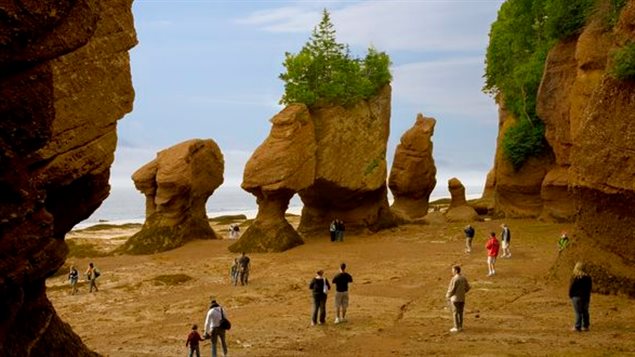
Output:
[[186, 324, 204, 357]]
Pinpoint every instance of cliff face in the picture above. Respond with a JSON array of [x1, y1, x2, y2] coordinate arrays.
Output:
[[558, 4, 635, 296], [0, 0, 136, 354], [488, 2, 635, 295], [489, 100, 554, 218]]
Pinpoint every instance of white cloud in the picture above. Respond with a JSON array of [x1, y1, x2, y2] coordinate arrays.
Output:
[[392, 57, 496, 121], [236, 1, 502, 52], [235, 6, 321, 33]]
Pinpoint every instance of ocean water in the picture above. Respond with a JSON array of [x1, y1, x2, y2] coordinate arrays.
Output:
[[76, 184, 484, 229]]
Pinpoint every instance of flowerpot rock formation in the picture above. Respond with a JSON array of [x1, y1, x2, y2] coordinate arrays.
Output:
[[388, 114, 437, 220], [121, 139, 224, 254]]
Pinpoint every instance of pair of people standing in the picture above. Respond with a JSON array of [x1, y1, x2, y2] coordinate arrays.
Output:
[[230, 252, 251, 286], [309, 264, 353, 325], [329, 219, 346, 242]]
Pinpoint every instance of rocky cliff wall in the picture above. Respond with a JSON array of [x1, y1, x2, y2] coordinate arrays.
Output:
[[0, 0, 136, 354], [489, 100, 554, 218], [487, 1, 635, 295]]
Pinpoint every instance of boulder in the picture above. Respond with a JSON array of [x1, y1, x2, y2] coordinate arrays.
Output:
[[298, 85, 396, 233], [230, 105, 315, 252], [121, 139, 224, 254], [471, 168, 496, 215], [388, 113, 437, 219], [445, 178, 479, 222], [0, 0, 136, 354]]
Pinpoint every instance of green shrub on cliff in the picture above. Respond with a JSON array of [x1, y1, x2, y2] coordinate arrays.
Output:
[[611, 42, 635, 80], [279, 9, 391, 107], [484, 0, 597, 170]]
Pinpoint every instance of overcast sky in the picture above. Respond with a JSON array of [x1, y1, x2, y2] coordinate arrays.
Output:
[[113, 0, 503, 196]]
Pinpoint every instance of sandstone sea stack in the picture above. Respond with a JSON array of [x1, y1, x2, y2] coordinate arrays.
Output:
[[445, 177, 479, 222], [388, 113, 437, 220], [230, 105, 315, 253], [298, 85, 396, 234], [0, 0, 136, 354], [121, 139, 224, 254]]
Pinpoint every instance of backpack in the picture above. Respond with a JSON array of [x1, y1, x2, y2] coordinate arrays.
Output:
[[93, 268, 101, 278]]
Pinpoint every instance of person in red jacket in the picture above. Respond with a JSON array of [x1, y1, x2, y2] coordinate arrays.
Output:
[[485, 232, 500, 276]]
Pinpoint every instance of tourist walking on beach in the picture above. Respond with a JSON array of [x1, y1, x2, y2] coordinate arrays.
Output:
[[446, 265, 471, 332], [569, 262, 592, 332], [204, 300, 229, 357], [329, 220, 337, 242], [332, 263, 353, 323], [309, 270, 330, 325], [501, 223, 512, 258], [230, 258, 239, 286], [464, 225, 475, 253], [68, 265, 79, 295], [485, 232, 500, 276], [186, 323, 204, 357], [238, 252, 250, 286], [85, 262, 100, 293], [336, 220, 346, 242]]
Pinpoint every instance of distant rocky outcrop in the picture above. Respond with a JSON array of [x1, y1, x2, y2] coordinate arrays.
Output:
[[388, 114, 437, 220], [0, 0, 136, 355], [230, 105, 315, 252], [445, 178, 479, 222], [298, 85, 396, 233], [121, 139, 224, 254]]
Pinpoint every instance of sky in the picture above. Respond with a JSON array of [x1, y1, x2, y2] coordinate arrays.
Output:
[[112, 0, 504, 197]]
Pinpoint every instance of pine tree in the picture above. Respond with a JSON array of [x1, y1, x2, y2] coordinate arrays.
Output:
[[279, 9, 391, 107]]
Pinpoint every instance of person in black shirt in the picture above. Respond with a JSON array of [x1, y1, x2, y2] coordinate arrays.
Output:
[[569, 262, 592, 331], [464, 225, 475, 253], [332, 263, 353, 323], [309, 270, 330, 325], [238, 252, 250, 286]]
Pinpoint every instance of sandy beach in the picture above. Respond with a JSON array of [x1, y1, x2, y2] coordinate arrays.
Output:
[[47, 217, 635, 356]]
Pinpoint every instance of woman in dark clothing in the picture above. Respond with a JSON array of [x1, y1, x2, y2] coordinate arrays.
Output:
[[309, 270, 330, 325], [569, 262, 592, 331]]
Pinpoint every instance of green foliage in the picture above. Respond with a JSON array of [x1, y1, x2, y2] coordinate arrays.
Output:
[[611, 42, 635, 80], [484, 0, 599, 170], [279, 9, 391, 107], [502, 120, 546, 170], [606, 0, 628, 26], [544, 0, 595, 40]]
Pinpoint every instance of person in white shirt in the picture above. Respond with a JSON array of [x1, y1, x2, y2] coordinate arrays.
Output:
[[204, 300, 228, 357]]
